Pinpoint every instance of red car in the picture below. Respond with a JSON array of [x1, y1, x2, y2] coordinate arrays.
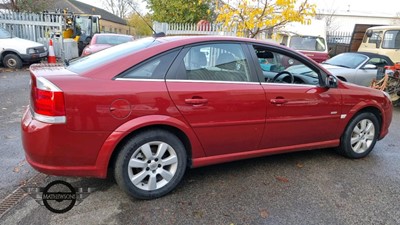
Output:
[[22, 36, 393, 199], [81, 33, 134, 57]]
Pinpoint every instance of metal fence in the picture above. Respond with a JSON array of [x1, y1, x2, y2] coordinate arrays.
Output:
[[0, 12, 62, 44], [327, 31, 352, 56], [153, 21, 274, 40], [327, 31, 352, 44], [0, 12, 68, 59], [153, 21, 237, 36]]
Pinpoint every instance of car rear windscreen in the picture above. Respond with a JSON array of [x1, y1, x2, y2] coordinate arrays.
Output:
[[67, 38, 160, 74]]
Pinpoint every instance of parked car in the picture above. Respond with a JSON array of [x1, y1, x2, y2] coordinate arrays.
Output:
[[358, 25, 400, 63], [81, 33, 134, 57], [275, 20, 329, 63], [287, 52, 394, 87], [0, 27, 48, 69], [22, 36, 393, 200], [321, 52, 394, 86]]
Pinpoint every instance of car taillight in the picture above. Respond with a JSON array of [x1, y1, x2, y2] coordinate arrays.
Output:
[[30, 75, 66, 124], [82, 48, 91, 56]]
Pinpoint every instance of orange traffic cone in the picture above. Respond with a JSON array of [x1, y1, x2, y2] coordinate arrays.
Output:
[[47, 39, 56, 63]]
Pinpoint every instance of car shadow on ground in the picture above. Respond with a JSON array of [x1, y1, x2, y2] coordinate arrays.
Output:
[[38, 148, 345, 200]]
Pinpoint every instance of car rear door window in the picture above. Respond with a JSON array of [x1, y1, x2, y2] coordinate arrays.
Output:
[[182, 43, 251, 82]]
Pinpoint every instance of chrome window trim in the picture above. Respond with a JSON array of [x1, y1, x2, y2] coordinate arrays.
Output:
[[115, 78, 318, 87], [115, 78, 164, 82], [165, 79, 260, 85], [261, 82, 318, 87]]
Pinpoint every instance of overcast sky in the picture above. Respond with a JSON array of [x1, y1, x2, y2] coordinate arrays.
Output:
[[77, 0, 399, 16], [309, 0, 399, 15]]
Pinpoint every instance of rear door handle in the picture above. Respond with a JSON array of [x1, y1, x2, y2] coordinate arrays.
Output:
[[185, 98, 208, 105], [270, 99, 287, 104]]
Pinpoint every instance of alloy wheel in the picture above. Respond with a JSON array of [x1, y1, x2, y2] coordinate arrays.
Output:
[[350, 119, 375, 154], [127, 141, 178, 191]]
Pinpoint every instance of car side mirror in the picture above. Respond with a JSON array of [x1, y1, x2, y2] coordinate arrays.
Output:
[[325, 75, 338, 88], [363, 64, 377, 69]]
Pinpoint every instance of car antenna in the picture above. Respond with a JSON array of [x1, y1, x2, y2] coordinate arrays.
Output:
[[127, 3, 165, 38]]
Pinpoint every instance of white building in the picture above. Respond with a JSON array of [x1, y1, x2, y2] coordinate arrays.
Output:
[[317, 9, 400, 33]]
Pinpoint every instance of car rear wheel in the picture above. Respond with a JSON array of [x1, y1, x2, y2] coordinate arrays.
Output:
[[3, 53, 23, 69], [337, 112, 379, 158], [114, 129, 187, 199]]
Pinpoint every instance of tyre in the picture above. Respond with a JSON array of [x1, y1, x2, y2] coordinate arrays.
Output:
[[337, 112, 380, 158], [114, 129, 187, 199], [3, 53, 23, 69]]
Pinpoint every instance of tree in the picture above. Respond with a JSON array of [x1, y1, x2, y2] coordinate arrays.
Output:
[[128, 13, 153, 37], [146, 0, 212, 23], [103, 0, 137, 19], [316, 9, 339, 32], [216, 0, 316, 38], [2, 0, 54, 12]]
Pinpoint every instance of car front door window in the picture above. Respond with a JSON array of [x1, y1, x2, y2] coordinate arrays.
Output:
[[254, 47, 319, 85]]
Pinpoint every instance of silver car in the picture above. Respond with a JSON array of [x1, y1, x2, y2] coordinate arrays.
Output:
[[320, 52, 393, 86]]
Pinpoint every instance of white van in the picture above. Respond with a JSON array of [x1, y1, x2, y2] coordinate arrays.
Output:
[[275, 20, 329, 63], [0, 27, 48, 69], [358, 25, 400, 63]]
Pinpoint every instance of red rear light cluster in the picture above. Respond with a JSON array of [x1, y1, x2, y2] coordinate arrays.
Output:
[[30, 75, 66, 124], [82, 48, 92, 56]]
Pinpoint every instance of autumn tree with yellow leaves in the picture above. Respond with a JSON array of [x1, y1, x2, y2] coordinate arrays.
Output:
[[216, 0, 316, 38]]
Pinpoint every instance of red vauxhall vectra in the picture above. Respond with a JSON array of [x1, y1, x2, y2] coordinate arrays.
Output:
[[22, 36, 393, 199]]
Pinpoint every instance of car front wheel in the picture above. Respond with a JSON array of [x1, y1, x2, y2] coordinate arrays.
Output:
[[3, 53, 23, 69], [114, 129, 187, 199], [337, 112, 380, 158]]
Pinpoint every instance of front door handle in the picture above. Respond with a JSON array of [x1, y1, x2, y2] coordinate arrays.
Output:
[[185, 98, 208, 105], [270, 98, 287, 104]]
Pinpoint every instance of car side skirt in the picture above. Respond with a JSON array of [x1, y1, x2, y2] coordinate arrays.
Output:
[[192, 140, 339, 168]]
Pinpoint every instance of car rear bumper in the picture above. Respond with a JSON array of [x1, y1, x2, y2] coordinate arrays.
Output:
[[21, 108, 109, 178]]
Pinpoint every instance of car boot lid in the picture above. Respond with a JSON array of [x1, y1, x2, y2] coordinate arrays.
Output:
[[30, 63, 78, 77]]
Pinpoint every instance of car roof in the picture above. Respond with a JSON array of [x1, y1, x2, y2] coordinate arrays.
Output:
[[94, 33, 133, 37], [74, 35, 321, 79], [338, 52, 394, 65], [154, 35, 280, 47], [366, 25, 400, 30]]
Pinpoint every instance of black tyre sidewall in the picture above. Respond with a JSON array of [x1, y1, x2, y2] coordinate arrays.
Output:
[[340, 112, 380, 158], [114, 129, 187, 199], [3, 54, 23, 69]]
